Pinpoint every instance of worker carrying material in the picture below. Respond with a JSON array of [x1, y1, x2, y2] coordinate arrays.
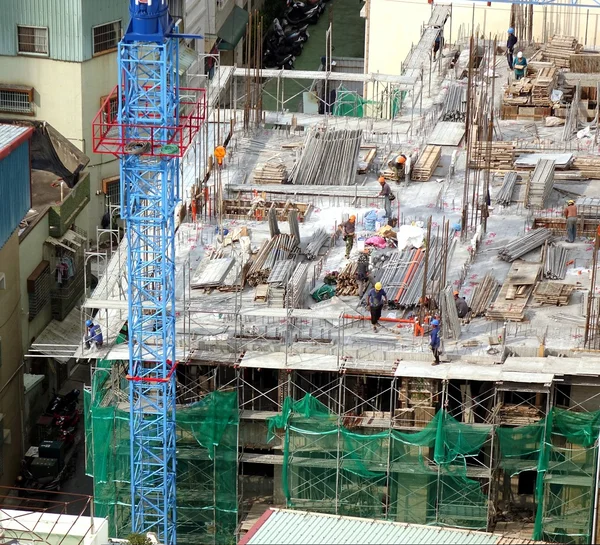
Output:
[[85, 320, 103, 350], [356, 248, 371, 297], [506, 28, 517, 69], [514, 52, 527, 80], [214, 145, 226, 169], [430, 318, 441, 366], [564, 199, 578, 243], [453, 290, 471, 320], [367, 282, 388, 332], [378, 177, 395, 220], [387, 154, 407, 180], [342, 215, 356, 259]]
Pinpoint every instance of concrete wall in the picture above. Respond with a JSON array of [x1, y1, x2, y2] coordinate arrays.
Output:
[[0, 232, 24, 486], [19, 213, 53, 352]]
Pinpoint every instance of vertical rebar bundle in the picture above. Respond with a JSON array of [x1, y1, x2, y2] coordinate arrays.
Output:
[[440, 286, 461, 340], [247, 234, 299, 285], [468, 272, 500, 317], [285, 262, 310, 309]]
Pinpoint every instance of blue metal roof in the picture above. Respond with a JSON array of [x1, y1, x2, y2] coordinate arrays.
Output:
[[241, 510, 520, 545], [0, 124, 30, 156]]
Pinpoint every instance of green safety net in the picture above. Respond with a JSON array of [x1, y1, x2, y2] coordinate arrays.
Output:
[[85, 359, 238, 544], [270, 395, 600, 540], [269, 394, 491, 530], [331, 86, 405, 118]]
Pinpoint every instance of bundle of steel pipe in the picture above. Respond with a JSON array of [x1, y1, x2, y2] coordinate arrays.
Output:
[[285, 262, 310, 308], [305, 228, 330, 260], [288, 127, 362, 186], [495, 172, 518, 206], [468, 272, 500, 316], [441, 83, 467, 122], [499, 228, 553, 262], [268, 259, 296, 287], [544, 243, 570, 280], [268, 206, 280, 237], [440, 286, 461, 340], [247, 234, 299, 286]]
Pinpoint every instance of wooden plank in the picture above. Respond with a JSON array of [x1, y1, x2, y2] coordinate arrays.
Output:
[[411, 145, 441, 181]]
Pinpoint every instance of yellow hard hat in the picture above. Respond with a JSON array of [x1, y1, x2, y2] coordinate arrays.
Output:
[[375, 282, 382, 290], [567, 200, 575, 205]]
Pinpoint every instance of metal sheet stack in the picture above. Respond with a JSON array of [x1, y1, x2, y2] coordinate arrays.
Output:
[[525, 159, 555, 209], [495, 172, 518, 206], [288, 127, 362, 186], [252, 162, 288, 184], [544, 243, 569, 280], [305, 228, 330, 260], [247, 234, 299, 286], [267, 259, 296, 287], [499, 228, 553, 262], [285, 262, 310, 308], [467, 272, 500, 317], [191, 257, 235, 289]]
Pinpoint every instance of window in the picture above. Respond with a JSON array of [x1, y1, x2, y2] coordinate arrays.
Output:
[[27, 261, 51, 320], [0, 85, 34, 115], [17, 26, 48, 55], [93, 21, 121, 55], [102, 176, 121, 206], [100, 92, 118, 123]]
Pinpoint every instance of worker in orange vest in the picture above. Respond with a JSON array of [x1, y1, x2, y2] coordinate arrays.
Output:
[[215, 145, 226, 169], [191, 197, 197, 223]]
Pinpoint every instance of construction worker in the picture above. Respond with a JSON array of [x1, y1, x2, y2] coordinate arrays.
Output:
[[367, 282, 388, 332], [391, 154, 407, 180], [506, 28, 517, 69], [433, 32, 442, 62], [378, 176, 395, 220], [342, 215, 356, 259], [214, 145, 226, 169], [356, 248, 371, 297], [453, 290, 471, 320], [84, 320, 103, 350], [564, 199, 578, 243], [430, 319, 441, 366], [514, 52, 527, 80], [191, 197, 197, 223]]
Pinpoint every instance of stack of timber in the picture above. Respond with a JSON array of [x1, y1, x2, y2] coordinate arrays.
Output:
[[531, 65, 558, 107], [499, 228, 553, 262], [569, 54, 600, 74], [572, 157, 600, 179], [468, 272, 500, 317], [247, 234, 299, 286], [335, 262, 359, 296], [222, 199, 312, 222], [411, 145, 441, 181], [469, 142, 514, 170], [288, 127, 362, 186], [503, 78, 533, 106], [499, 404, 541, 425], [487, 261, 541, 321], [542, 35, 582, 69], [252, 162, 288, 184], [532, 282, 574, 305], [525, 159, 555, 209], [357, 145, 377, 174]]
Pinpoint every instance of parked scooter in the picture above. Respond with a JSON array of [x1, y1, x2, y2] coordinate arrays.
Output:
[[263, 50, 295, 69], [284, 0, 323, 26], [272, 18, 309, 44], [46, 389, 80, 417]]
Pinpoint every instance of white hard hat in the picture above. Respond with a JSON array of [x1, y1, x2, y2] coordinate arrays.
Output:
[[517, 51, 523, 58]]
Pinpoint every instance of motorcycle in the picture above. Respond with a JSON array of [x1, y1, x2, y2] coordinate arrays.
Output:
[[55, 410, 80, 430], [263, 50, 295, 69], [284, 0, 323, 26], [46, 388, 80, 417], [271, 18, 309, 44]]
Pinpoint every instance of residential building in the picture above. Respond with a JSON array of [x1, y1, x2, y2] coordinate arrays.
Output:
[[0, 123, 33, 486]]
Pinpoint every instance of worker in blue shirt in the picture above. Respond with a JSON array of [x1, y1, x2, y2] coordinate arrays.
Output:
[[514, 52, 528, 80], [506, 28, 517, 69], [430, 319, 441, 366], [367, 282, 388, 332], [85, 319, 104, 350]]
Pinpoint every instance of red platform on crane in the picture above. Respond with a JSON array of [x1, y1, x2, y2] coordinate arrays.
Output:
[[92, 85, 206, 159]]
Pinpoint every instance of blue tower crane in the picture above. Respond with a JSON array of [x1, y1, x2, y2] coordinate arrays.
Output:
[[92, 2, 205, 543]]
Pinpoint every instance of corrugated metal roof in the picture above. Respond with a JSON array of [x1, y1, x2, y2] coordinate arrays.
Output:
[[241, 510, 504, 545], [0, 124, 29, 153]]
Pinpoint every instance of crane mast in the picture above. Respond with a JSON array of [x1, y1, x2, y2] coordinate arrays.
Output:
[[92, 1, 206, 543]]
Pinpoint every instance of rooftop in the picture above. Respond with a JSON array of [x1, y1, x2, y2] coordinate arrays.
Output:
[[0, 123, 33, 161]]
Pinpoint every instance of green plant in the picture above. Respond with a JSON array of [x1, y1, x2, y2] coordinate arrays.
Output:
[[126, 534, 152, 545]]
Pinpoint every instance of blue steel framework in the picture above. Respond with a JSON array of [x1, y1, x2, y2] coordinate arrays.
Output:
[[91, 1, 205, 543]]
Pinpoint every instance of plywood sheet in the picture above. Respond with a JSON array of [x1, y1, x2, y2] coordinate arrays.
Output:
[[427, 121, 466, 146]]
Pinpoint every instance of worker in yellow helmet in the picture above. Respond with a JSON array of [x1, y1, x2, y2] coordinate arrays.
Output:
[[367, 281, 388, 332], [341, 215, 357, 259], [214, 145, 226, 169]]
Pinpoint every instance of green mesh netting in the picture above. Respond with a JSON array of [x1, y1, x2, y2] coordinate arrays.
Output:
[[85, 359, 238, 544], [331, 86, 405, 118], [269, 395, 600, 541], [269, 394, 491, 530]]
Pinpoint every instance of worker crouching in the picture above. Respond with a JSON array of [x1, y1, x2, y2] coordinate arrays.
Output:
[[85, 320, 103, 350]]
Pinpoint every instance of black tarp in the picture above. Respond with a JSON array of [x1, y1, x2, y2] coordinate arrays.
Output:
[[0, 119, 89, 188]]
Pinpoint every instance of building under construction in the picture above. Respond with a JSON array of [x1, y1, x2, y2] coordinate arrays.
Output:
[[69, 5, 600, 545]]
